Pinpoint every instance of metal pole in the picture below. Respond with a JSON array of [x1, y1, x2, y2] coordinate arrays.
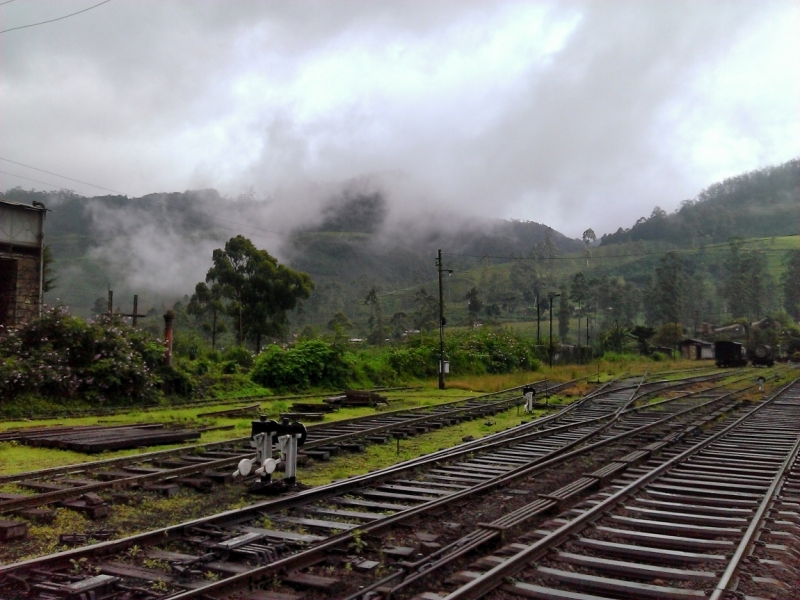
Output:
[[37, 206, 46, 318], [132, 295, 139, 327], [163, 310, 175, 367], [107, 288, 113, 317], [549, 293, 560, 368], [437, 249, 445, 390], [549, 295, 554, 368]]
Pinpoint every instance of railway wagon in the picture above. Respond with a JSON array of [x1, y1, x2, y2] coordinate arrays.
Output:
[[715, 340, 748, 367], [750, 344, 775, 367]]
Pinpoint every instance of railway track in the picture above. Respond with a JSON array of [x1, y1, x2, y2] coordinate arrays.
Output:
[[0, 379, 580, 519], [409, 376, 800, 600], [0, 368, 764, 599]]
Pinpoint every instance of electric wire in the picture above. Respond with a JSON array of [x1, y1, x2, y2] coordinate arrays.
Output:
[[0, 157, 122, 194], [0, 169, 66, 190], [0, 0, 112, 34], [0, 0, 20, 7], [0, 157, 295, 239]]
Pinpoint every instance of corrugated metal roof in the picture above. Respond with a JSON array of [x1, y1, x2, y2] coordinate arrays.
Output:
[[0, 198, 46, 211]]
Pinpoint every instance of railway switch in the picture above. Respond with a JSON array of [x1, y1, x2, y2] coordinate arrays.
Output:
[[233, 416, 308, 491]]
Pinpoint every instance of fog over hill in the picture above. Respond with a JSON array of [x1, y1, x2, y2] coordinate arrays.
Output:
[[4, 155, 797, 318], [2, 184, 581, 315]]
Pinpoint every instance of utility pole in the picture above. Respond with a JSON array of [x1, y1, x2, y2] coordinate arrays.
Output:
[[436, 250, 453, 390], [163, 310, 175, 367], [536, 294, 541, 345], [586, 314, 590, 363], [549, 292, 561, 368]]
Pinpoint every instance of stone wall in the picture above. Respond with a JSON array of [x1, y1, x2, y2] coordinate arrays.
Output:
[[0, 252, 41, 326]]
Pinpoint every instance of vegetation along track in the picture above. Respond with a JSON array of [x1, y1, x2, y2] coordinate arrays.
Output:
[[411, 375, 800, 600], [0, 379, 579, 519], [0, 368, 772, 599]]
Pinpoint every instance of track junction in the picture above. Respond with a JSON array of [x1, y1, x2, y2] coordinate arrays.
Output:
[[1, 367, 796, 600]]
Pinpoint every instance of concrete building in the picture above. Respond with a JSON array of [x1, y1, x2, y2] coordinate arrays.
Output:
[[0, 199, 47, 327]]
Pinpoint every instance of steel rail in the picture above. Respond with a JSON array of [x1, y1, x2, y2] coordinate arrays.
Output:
[[0, 380, 576, 514], [333, 376, 762, 599], [339, 388, 748, 599], [151, 374, 752, 599], [0, 374, 696, 576], [0, 378, 563, 487], [0, 371, 745, 594], [709, 410, 800, 599], [440, 376, 800, 600]]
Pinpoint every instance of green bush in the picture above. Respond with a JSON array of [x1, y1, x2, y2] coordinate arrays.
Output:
[[0, 307, 165, 404], [392, 329, 541, 378], [222, 345, 255, 369], [193, 360, 210, 375], [348, 350, 398, 386], [222, 361, 238, 374], [173, 331, 206, 360], [388, 345, 437, 378], [161, 365, 194, 397], [251, 339, 351, 390]]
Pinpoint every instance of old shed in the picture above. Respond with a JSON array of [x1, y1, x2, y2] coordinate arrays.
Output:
[[678, 338, 714, 360], [0, 199, 46, 327]]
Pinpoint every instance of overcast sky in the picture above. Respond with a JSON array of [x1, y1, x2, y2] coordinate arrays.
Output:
[[1, 0, 798, 238]]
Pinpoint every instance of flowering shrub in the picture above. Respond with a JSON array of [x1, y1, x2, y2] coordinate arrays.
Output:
[[0, 307, 166, 404]]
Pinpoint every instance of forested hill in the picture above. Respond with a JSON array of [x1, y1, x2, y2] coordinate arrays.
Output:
[[601, 158, 800, 246], [0, 186, 583, 311]]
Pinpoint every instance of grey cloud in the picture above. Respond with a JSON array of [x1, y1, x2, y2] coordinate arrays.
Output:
[[1, 0, 797, 300]]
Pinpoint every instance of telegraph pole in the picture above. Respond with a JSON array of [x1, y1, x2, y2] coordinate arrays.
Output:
[[549, 292, 561, 368], [436, 249, 453, 390], [586, 314, 590, 361], [536, 294, 540, 345]]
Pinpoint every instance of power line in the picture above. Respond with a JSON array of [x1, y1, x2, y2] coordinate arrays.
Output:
[[0, 0, 20, 7], [0, 157, 122, 194], [0, 157, 298, 240], [0, 169, 66, 189], [0, 0, 112, 34]]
